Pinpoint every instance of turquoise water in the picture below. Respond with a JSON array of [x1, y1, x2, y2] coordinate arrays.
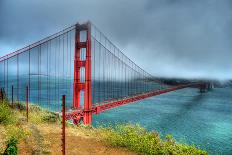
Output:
[[93, 87, 232, 154]]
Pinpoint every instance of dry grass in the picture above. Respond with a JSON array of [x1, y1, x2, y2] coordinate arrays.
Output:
[[0, 100, 208, 155], [0, 101, 135, 155], [17, 124, 137, 155]]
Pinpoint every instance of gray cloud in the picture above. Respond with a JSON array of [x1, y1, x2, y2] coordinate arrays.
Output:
[[0, 0, 231, 80]]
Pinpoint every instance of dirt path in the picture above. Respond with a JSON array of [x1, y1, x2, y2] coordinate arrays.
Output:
[[30, 125, 50, 154], [18, 125, 51, 155], [18, 124, 137, 155]]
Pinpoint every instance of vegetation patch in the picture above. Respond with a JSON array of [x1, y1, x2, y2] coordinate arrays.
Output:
[[3, 138, 18, 155], [0, 100, 30, 154], [13, 102, 60, 124], [41, 111, 59, 123], [29, 105, 60, 124], [0, 99, 208, 155], [94, 124, 208, 155], [0, 100, 17, 125], [14, 102, 26, 111]]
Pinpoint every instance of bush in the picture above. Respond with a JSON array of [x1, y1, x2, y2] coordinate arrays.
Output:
[[3, 138, 18, 155], [2, 125, 30, 155], [42, 111, 59, 123], [5, 125, 30, 142], [28, 105, 59, 124], [103, 124, 208, 155], [14, 102, 26, 111], [0, 100, 16, 125]]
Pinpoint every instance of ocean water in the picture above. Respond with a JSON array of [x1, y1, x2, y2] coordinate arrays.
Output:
[[93, 87, 232, 154]]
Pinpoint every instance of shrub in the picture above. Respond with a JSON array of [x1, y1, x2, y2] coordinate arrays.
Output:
[[2, 125, 30, 154], [29, 104, 41, 112], [3, 138, 18, 155], [42, 111, 59, 123], [103, 124, 208, 155], [28, 105, 59, 124], [14, 102, 26, 111], [5, 125, 30, 141], [0, 100, 16, 125]]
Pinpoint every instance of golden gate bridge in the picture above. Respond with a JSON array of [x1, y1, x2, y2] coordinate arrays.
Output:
[[0, 21, 211, 125]]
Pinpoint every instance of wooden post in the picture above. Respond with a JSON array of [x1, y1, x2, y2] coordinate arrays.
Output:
[[0, 88, 3, 102], [11, 85, 14, 107], [26, 86, 29, 122], [62, 95, 66, 155]]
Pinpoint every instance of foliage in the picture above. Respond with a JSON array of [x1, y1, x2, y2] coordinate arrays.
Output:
[[97, 124, 208, 155], [12, 102, 59, 124], [5, 125, 31, 142], [0, 98, 209, 155], [3, 138, 18, 155], [0, 100, 30, 154], [42, 111, 59, 123], [14, 102, 26, 111], [0, 100, 17, 125], [28, 105, 60, 124]]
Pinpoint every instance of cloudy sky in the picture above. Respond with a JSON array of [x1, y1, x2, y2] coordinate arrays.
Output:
[[0, 0, 231, 80]]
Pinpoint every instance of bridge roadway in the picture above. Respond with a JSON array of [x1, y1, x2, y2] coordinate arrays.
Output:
[[65, 82, 205, 124]]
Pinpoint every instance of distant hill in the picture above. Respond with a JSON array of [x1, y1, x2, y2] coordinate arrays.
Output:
[[161, 78, 232, 88], [214, 80, 232, 88]]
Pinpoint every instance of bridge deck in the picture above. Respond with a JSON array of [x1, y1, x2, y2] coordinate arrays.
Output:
[[65, 83, 202, 124]]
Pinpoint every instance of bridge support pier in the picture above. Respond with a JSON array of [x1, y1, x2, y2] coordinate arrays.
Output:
[[199, 82, 212, 93], [73, 22, 92, 125]]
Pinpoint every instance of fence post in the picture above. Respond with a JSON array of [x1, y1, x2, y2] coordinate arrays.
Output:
[[26, 86, 29, 122], [0, 88, 2, 102], [11, 85, 14, 107], [61, 95, 66, 155], [3, 88, 5, 99]]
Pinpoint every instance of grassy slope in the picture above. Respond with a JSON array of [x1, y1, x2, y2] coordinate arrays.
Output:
[[0, 100, 208, 155]]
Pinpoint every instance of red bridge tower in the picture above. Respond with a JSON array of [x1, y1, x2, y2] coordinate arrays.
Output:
[[73, 22, 92, 125]]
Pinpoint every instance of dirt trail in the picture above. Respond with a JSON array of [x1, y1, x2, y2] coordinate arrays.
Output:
[[30, 125, 50, 154], [18, 124, 137, 155], [18, 125, 51, 155]]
